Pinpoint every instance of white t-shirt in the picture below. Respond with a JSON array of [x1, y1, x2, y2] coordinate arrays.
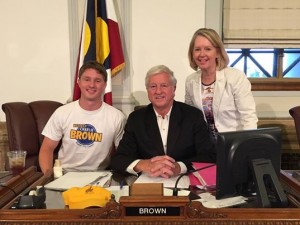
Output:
[[42, 100, 126, 171]]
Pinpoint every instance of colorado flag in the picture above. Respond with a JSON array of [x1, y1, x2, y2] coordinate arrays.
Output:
[[73, 0, 125, 105]]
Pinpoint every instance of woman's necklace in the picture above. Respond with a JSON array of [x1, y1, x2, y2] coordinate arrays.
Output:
[[201, 73, 216, 86]]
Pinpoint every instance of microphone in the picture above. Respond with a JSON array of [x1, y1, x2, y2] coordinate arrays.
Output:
[[173, 164, 215, 196]]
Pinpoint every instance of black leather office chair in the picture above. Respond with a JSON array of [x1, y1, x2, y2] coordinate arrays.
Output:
[[289, 106, 300, 149]]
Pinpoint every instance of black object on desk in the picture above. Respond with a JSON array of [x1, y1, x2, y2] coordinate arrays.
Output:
[[13, 187, 46, 209]]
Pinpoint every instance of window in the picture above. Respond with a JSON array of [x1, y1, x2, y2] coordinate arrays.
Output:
[[223, 0, 300, 91], [227, 49, 300, 90]]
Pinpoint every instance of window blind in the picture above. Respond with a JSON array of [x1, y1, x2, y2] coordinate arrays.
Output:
[[223, 0, 300, 48]]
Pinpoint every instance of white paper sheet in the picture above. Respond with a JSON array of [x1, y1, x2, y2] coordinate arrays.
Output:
[[44, 171, 112, 191], [195, 192, 248, 208], [134, 173, 190, 189]]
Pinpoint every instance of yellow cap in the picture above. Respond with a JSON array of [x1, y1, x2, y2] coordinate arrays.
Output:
[[62, 186, 111, 209]]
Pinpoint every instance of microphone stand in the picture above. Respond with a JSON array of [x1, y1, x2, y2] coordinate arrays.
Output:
[[173, 164, 215, 196]]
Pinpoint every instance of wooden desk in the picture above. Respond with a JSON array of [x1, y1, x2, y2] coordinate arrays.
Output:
[[1, 170, 300, 225], [0, 167, 45, 209], [280, 170, 300, 207]]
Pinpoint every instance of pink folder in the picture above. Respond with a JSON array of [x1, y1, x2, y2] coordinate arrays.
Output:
[[189, 162, 216, 189]]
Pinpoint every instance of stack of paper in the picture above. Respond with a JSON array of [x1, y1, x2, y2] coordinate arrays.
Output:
[[44, 171, 112, 191]]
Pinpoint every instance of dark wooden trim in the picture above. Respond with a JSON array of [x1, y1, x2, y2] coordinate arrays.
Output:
[[0, 199, 300, 224], [251, 79, 300, 91]]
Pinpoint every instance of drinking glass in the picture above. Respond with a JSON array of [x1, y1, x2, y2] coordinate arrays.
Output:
[[7, 150, 27, 175]]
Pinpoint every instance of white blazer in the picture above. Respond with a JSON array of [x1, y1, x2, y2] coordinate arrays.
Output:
[[185, 67, 258, 132]]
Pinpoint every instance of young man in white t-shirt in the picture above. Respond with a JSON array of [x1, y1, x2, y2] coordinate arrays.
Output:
[[39, 61, 126, 175]]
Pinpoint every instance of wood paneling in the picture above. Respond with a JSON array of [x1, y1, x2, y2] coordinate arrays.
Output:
[[258, 118, 299, 153], [0, 122, 8, 171]]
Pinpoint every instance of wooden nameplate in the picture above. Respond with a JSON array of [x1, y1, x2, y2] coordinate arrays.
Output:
[[129, 183, 163, 196]]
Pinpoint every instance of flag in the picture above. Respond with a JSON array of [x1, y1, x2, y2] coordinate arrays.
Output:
[[73, 0, 125, 105]]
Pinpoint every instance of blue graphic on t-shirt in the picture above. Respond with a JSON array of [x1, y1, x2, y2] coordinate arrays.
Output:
[[70, 124, 102, 146]]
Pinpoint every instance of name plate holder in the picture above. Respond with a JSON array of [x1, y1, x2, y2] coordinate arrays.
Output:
[[119, 196, 189, 218]]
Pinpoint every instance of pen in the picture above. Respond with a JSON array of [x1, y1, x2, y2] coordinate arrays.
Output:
[[103, 174, 113, 188], [120, 180, 124, 190]]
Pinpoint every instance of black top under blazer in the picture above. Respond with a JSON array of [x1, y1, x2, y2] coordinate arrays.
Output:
[[110, 101, 216, 173]]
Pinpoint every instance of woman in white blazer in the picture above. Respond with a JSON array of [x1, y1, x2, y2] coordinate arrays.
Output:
[[185, 28, 258, 139]]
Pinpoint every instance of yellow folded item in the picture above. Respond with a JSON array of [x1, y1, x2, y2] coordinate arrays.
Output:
[[62, 186, 111, 209]]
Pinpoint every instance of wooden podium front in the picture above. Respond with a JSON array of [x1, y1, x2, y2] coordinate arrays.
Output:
[[1, 170, 300, 224]]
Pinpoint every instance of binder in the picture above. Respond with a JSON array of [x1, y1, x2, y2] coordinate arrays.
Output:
[[189, 162, 216, 189]]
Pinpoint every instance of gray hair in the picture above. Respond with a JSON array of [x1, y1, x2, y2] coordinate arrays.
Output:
[[145, 65, 177, 87]]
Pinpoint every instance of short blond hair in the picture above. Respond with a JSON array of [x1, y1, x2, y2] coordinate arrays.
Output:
[[188, 28, 229, 71]]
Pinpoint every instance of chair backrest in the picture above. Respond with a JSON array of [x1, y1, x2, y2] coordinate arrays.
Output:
[[289, 106, 300, 148], [2, 100, 63, 171], [134, 105, 147, 111]]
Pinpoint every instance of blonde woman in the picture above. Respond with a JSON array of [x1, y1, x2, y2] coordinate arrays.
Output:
[[185, 28, 258, 140]]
